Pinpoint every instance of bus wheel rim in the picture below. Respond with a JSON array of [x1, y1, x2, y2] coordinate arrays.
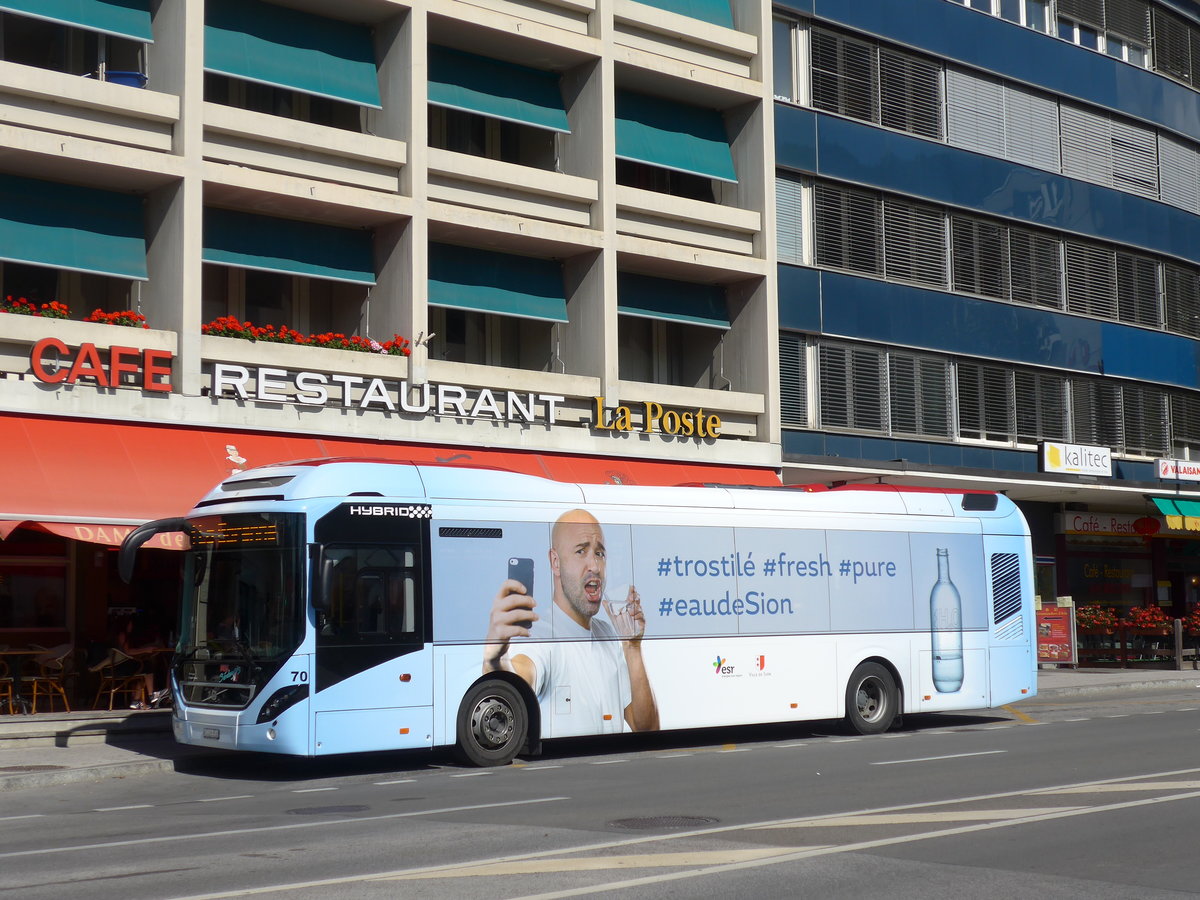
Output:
[[471, 695, 514, 749], [856, 676, 885, 722]]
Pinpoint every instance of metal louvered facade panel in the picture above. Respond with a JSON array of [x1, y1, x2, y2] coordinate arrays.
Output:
[[991, 552, 1023, 625], [1009, 227, 1063, 309], [1122, 384, 1170, 456], [1066, 241, 1118, 319], [1071, 381, 1124, 448], [818, 343, 885, 432], [810, 28, 877, 123], [1164, 263, 1200, 338], [1003, 83, 1061, 172], [878, 48, 942, 140], [952, 215, 1009, 300], [884, 199, 947, 288], [814, 183, 882, 276], [1116, 252, 1161, 328], [945, 68, 1006, 158], [1059, 0, 1105, 29], [1153, 8, 1192, 83], [888, 353, 952, 438], [1107, 0, 1151, 44], [1110, 119, 1159, 199], [1170, 393, 1200, 452], [1015, 371, 1068, 442], [778, 333, 808, 428], [1061, 104, 1113, 187], [1158, 134, 1200, 214], [957, 362, 1013, 442], [776, 176, 805, 267]]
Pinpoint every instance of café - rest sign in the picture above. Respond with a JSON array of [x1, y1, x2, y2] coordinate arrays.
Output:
[[28, 340, 722, 438]]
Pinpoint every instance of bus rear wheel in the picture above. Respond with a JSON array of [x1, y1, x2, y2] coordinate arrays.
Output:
[[844, 662, 898, 735], [455, 680, 528, 767]]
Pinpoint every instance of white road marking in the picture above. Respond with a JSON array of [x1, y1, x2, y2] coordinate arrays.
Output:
[[0, 815, 43, 821], [1104, 715, 1129, 719], [871, 750, 1006, 766], [196, 795, 254, 803], [450, 772, 491, 777], [590, 759, 628, 765], [523, 765, 563, 771], [754, 808, 1079, 828], [94, 805, 153, 812], [1039, 780, 1200, 794], [1063, 718, 1090, 722], [391, 848, 802, 878], [0, 797, 569, 860], [717, 748, 751, 753], [656, 754, 693, 759], [373, 779, 415, 785], [292, 787, 337, 793]]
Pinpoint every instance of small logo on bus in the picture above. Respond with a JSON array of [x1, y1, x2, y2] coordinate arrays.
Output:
[[348, 505, 432, 518]]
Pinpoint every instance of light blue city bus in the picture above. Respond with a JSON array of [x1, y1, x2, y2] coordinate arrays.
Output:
[[120, 458, 1036, 766]]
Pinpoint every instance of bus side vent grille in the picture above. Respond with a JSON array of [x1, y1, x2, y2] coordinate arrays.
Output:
[[439, 527, 503, 539], [991, 552, 1022, 625], [994, 616, 1024, 642]]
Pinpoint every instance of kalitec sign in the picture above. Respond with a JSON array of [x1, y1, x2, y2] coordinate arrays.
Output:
[[1039, 441, 1112, 477], [212, 363, 721, 438], [29, 338, 173, 392], [1157, 458, 1200, 482]]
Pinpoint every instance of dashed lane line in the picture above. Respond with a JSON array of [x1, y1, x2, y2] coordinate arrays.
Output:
[[871, 750, 1006, 766]]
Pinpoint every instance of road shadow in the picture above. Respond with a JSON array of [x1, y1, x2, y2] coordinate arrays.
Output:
[[153, 710, 1010, 784]]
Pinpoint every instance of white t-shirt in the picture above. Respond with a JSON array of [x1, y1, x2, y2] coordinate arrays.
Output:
[[515, 610, 631, 737]]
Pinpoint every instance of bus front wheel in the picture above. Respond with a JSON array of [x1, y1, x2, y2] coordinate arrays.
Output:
[[844, 662, 898, 735], [455, 680, 528, 767]]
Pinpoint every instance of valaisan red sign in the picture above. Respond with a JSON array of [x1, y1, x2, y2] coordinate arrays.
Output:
[[29, 338, 173, 392]]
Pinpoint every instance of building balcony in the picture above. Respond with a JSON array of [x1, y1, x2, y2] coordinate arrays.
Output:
[[615, 184, 760, 256], [613, 0, 759, 80], [202, 102, 407, 195], [428, 148, 598, 229]]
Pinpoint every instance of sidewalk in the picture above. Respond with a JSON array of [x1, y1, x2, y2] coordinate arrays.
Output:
[[3, 667, 1200, 792]]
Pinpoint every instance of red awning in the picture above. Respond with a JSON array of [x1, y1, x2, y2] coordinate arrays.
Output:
[[0, 413, 779, 539]]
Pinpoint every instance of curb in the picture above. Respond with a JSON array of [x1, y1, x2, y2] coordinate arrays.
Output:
[[0, 755, 180, 791], [1036, 677, 1200, 699]]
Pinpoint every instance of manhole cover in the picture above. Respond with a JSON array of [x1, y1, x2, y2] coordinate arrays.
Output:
[[286, 805, 370, 816], [608, 816, 719, 830], [0, 765, 67, 773]]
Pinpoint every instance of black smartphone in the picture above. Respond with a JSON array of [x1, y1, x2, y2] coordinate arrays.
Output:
[[508, 557, 535, 628]]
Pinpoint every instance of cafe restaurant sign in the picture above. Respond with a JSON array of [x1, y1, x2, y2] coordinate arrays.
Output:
[[212, 363, 721, 438], [29, 338, 173, 392]]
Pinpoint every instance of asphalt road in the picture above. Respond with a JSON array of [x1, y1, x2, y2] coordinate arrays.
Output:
[[3, 688, 1200, 899]]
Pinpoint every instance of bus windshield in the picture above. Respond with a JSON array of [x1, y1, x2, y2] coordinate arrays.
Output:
[[176, 512, 305, 708]]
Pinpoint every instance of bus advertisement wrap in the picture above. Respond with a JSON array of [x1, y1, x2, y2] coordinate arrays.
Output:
[[431, 509, 988, 738]]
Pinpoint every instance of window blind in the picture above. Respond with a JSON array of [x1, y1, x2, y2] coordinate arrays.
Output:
[[778, 333, 808, 428], [775, 176, 805, 266]]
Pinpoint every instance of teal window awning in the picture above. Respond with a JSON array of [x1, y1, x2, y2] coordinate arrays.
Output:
[[428, 46, 569, 133], [618, 272, 729, 329], [631, 0, 733, 29], [0, 0, 152, 42], [203, 209, 375, 285], [616, 91, 736, 183], [0, 174, 146, 280], [205, 0, 381, 108], [429, 243, 568, 323]]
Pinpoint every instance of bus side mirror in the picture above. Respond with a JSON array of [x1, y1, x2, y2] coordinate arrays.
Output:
[[311, 546, 333, 611], [119, 517, 189, 583]]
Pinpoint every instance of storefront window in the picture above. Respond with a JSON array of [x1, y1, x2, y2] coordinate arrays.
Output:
[[0, 559, 68, 630]]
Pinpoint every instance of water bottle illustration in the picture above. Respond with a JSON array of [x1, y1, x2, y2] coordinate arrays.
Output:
[[930, 548, 964, 693]]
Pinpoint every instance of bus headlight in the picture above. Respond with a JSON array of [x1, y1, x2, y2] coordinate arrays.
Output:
[[256, 684, 309, 724]]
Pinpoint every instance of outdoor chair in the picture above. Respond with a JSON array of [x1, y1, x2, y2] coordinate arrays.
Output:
[[0, 660, 14, 715], [27, 645, 73, 713], [90, 649, 147, 710]]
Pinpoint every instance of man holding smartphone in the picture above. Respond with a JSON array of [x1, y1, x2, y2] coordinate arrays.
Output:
[[482, 509, 659, 736]]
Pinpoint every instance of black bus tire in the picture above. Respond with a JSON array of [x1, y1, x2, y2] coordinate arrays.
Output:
[[844, 662, 898, 735], [454, 679, 528, 767]]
